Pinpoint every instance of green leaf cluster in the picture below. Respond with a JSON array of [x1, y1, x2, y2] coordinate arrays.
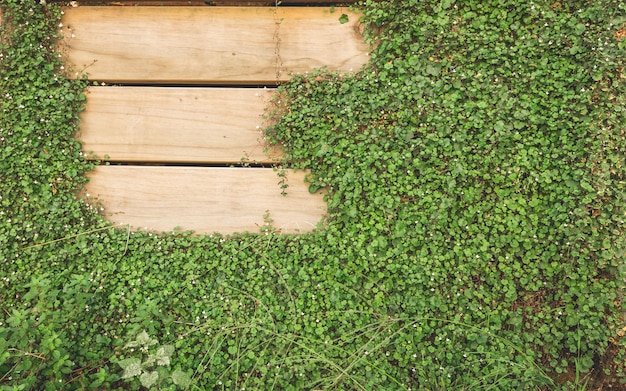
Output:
[[116, 330, 190, 389]]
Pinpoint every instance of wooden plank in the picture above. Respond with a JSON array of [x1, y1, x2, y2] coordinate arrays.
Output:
[[60, 7, 368, 83], [79, 86, 281, 163], [85, 166, 326, 234]]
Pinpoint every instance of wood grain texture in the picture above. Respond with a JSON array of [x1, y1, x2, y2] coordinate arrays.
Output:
[[60, 7, 368, 84], [85, 166, 326, 234], [79, 86, 281, 163]]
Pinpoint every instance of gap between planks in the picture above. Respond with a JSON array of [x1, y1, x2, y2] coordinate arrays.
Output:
[[77, 1, 359, 5]]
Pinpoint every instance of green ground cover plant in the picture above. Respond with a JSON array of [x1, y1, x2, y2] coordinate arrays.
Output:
[[1, 0, 625, 389]]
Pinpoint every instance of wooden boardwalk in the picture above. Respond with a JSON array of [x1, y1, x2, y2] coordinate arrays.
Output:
[[63, 4, 369, 234]]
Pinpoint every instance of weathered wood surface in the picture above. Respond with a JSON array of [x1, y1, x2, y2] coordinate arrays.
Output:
[[64, 5, 360, 233], [79, 86, 282, 163], [61, 7, 368, 84], [85, 166, 326, 234]]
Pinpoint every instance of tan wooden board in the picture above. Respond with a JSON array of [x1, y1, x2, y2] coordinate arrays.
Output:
[[85, 166, 326, 234], [60, 7, 368, 84], [79, 86, 282, 163]]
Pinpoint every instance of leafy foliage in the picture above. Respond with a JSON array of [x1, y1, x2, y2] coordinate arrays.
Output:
[[116, 330, 190, 389], [1, 0, 625, 390]]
